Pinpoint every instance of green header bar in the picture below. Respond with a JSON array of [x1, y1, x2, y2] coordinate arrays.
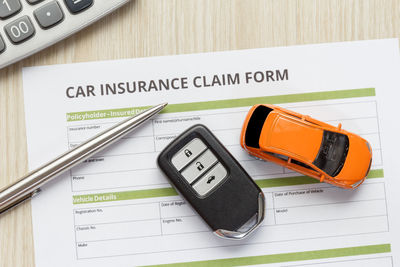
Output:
[[73, 188, 177, 205], [66, 88, 375, 121], [145, 244, 390, 267], [256, 168, 383, 188], [73, 169, 383, 204]]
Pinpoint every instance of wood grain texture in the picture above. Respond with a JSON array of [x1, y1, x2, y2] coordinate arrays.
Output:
[[0, 0, 399, 266]]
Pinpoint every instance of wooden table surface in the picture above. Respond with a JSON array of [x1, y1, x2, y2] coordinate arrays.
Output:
[[0, 0, 399, 266]]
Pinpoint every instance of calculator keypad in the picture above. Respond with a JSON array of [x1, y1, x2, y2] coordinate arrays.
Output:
[[0, 0, 130, 69], [5, 15, 35, 43], [0, 0, 22, 19], [34, 1, 63, 29]]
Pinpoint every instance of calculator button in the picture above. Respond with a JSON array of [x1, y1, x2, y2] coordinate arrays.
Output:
[[171, 138, 207, 171], [193, 163, 227, 196], [64, 0, 93, 14], [181, 150, 217, 184], [0, 0, 21, 19], [34, 1, 64, 29], [5, 16, 35, 44], [26, 0, 44, 4], [0, 35, 5, 53]]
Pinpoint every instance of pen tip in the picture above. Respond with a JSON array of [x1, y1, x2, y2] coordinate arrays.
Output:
[[152, 102, 168, 113]]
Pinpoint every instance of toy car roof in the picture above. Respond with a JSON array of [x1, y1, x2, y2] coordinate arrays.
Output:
[[260, 109, 324, 162]]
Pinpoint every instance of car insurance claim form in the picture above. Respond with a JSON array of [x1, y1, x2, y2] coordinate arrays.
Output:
[[23, 39, 400, 267]]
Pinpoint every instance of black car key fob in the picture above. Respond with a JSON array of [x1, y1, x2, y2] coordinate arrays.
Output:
[[157, 124, 265, 239]]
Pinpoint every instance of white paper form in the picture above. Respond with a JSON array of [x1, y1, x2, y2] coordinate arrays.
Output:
[[22, 39, 400, 267]]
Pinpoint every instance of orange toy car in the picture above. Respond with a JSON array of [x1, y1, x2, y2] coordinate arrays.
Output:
[[240, 104, 372, 189]]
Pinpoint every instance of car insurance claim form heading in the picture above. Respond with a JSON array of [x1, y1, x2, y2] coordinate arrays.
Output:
[[23, 39, 400, 267]]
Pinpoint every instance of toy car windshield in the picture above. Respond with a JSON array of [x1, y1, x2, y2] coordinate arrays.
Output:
[[313, 131, 349, 177]]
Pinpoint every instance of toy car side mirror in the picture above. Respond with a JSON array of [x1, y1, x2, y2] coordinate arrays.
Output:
[[338, 123, 342, 130]]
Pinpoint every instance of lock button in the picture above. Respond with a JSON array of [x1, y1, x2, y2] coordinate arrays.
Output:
[[171, 138, 207, 171], [184, 149, 192, 157], [181, 149, 217, 184]]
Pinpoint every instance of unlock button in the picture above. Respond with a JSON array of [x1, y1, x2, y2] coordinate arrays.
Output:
[[181, 150, 217, 184]]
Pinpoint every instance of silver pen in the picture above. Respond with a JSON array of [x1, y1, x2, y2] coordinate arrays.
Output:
[[0, 102, 168, 215]]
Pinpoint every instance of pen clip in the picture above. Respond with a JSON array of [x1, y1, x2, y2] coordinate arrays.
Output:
[[0, 188, 41, 216]]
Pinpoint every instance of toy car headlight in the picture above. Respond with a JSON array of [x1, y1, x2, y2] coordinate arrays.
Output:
[[366, 141, 372, 153], [352, 158, 372, 189]]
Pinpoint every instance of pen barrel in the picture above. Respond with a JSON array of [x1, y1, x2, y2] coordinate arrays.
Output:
[[0, 103, 167, 215]]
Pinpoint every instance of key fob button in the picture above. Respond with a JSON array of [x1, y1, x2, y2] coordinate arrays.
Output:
[[181, 149, 217, 184], [171, 138, 207, 171], [192, 163, 227, 196]]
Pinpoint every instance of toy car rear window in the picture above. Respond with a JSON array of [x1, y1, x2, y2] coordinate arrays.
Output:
[[313, 130, 349, 177], [245, 105, 273, 148]]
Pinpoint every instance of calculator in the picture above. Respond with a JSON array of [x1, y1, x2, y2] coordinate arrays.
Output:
[[0, 0, 130, 69], [158, 125, 265, 240]]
